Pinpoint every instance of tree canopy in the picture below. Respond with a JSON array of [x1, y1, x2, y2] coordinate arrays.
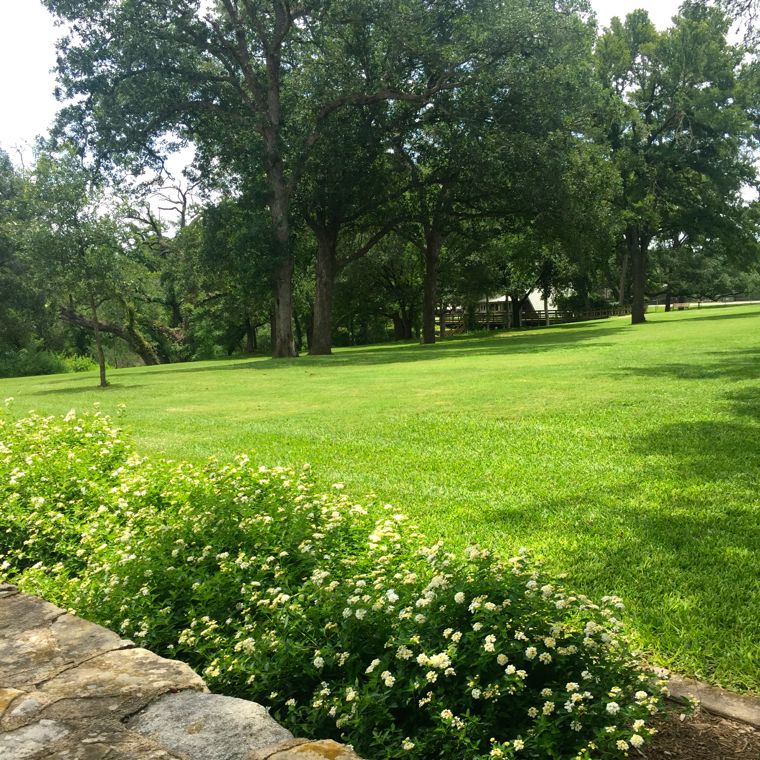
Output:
[[0, 0, 756, 377]]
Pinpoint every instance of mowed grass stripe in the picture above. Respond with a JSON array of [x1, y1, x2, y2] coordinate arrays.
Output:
[[2, 305, 759, 691]]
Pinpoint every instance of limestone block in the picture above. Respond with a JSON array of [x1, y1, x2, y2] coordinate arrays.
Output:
[[126, 690, 293, 760], [1, 648, 206, 732], [668, 675, 760, 729], [0, 592, 64, 638], [39, 647, 206, 703], [0, 594, 364, 759], [0, 593, 128, 688], [247, 739, 363, 760], [0, 718, 70, 760], [32, 719, 185, 760], [0, 689, 24, 719]]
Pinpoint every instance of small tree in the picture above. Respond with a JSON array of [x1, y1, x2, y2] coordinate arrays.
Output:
[[26, 148, 132, 386]]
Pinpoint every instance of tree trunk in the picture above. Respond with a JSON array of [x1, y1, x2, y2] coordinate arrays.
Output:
[[403, 310, 414, 339], [245, 316, 256, 354], [305, 311, 313, 351], [629, 229, 648, 325], [259, 15, 297, 360], [511, 294, 523, 329], [439, 301, 446, 337], [263, 99, 296, 358], [665, 287, 672, 313], [393, 308, 414, 340], [89, 296, 108, 387], [618, 247, 629, 305], [421, 230, 443, 344], [272, 255, 296, 357], [578, 277, 591, 311], [125, 308, 162, 365], [166, 283, 183, 329], [392, 314, 404, 340], [294, 309, 304, 353], [310, 229, 337, 355], [464, 302, 477, 331], [544, 294, 550, 326]]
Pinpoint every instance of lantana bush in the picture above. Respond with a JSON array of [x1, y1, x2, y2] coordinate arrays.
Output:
[[0, 405, 672, 759]]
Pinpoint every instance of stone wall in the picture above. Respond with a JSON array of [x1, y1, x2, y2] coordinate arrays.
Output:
[[0, 584, 362, 760]]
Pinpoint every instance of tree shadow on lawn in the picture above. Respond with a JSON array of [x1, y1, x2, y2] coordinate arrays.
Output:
[[461, 436, 759, 686], [655, 308, 760, 324], [130, 322, 630, 377], [460, 464, 760, 690], [612, 347, 760, 382], [571, 505, 759, 688], [631, 418, 760, 489], [464, 415, 760, 556], [725, 386, 760, 423], [30, 383, 146, 396], [442, 417, 760, 575]]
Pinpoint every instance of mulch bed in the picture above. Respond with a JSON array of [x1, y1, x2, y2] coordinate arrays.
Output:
[[644, 709, 760, 759]]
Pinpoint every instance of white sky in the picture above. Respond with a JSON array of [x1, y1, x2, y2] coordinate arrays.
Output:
[[0, 0, 687, 160]]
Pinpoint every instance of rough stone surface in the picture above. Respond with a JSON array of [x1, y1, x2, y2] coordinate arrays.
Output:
[[0, 591, 130, 689], [0, 589, 360, 759], [0, 688, 24, 718], [0, 647, 207, 734], [0, 719, 71, 760], [0, 584, 19, 599], [248, 739, 363, 760], [127, 691, 293, 760], [668, 675, 760, 730]]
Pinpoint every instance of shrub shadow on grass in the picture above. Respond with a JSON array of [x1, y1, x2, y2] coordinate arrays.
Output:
[[131, 322, 631, 377]]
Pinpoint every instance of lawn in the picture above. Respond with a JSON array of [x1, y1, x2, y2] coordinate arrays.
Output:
[[1, 305, 759, 693]]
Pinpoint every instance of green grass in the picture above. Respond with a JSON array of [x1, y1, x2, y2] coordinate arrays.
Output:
[[2, 306, 759, 693]]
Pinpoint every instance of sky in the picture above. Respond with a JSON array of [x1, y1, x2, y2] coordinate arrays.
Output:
[[0, 0, 688, 161]]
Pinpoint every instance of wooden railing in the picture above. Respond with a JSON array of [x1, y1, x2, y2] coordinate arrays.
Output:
[[441, 305, 631, 330]]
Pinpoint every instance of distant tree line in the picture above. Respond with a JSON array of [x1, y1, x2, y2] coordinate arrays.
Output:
[[0, 0, 758, 378]]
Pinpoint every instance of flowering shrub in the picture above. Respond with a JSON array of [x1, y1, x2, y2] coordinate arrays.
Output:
[[0, 407, 673, 759]]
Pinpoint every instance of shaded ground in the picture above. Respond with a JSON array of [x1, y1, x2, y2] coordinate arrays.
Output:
[[647, 711, 760, 759]]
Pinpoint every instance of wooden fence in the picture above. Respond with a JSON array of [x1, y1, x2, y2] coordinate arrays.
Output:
[[442, 305, 632, 331]]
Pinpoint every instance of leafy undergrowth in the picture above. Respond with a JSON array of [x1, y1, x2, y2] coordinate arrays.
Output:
[[0, 409, 679, 759]]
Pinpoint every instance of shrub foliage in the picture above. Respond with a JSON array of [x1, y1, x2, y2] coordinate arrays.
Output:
[[0, 350, 97, 378], [0, 406, 671, 759]]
